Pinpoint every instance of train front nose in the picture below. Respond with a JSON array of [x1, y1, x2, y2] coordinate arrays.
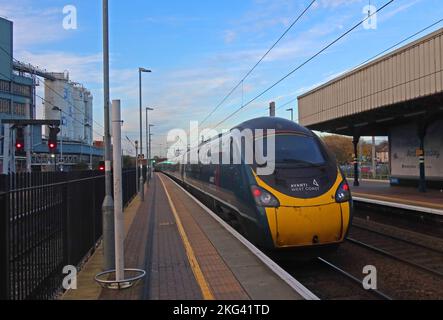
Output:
[[266, 203, 345, 248], [256, 172, 352, 249]]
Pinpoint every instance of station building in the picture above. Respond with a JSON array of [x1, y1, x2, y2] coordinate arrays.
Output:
[[0, 17, 36, 172], [298, 28, 443, 191]]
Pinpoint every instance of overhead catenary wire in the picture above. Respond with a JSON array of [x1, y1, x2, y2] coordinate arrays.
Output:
[[123, 135, 165, 149], [35, 93, 105, 138], [283, 17, 443, 123], [199, 0, 317, 126], [210, 0, 394, 130], [276, 96, 299, 111], [354, 17, 443, 69], [125, 135, 136, 148]]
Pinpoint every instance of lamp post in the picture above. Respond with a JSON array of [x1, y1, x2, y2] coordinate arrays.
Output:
[[135, 140, 139, 194], [86, 123, 92, 170], [286, 108, 294, 122], [102, 0, 114, 271], [148, 124, 154, 180], [52, 106, 63, 171], [138, 67, 151, 201], [145, 107, 154, 181]]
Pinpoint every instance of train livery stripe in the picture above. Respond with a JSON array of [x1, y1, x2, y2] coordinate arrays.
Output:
[[158, 175, 215, 300]]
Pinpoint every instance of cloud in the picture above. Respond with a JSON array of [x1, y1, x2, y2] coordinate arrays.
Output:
[[223, 30, 237, 44], [140, 15, 204, 27], [0, 1, 70, 50], [3, 0, 397, 152], [381, 0, 423, 20], [15, 50, 141, 139], [313, 0, 364, 9], [16, 47, 245, 145], [17, 51, 102, 82]]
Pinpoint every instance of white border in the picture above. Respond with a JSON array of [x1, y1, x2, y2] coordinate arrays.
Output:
[[353, 196, 443, 216], [164, 174, 320, 300]]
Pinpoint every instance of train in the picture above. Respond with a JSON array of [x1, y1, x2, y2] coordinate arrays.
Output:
[[156, 117, 353, 251]]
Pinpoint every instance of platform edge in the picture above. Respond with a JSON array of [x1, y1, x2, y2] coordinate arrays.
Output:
[[164, 175, 320, 301]]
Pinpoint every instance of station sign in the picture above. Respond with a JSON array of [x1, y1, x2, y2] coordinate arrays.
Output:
[[390, 119, 443, 179]]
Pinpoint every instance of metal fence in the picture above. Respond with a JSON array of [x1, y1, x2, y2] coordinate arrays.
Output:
[[344, 171, 391, 181], [341, 164, 391, 181], [0, 169, 138, 300]]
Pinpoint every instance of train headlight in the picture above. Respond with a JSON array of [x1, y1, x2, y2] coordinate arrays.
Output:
[[251, 186, 280, 207], [335, 180, 351, 203]]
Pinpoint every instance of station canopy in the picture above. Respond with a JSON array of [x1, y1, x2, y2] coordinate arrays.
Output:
[[298, 28, 443, 136]]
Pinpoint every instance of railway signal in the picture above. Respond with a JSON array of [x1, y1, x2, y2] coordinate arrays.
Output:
[[15, 126, 25, 152], [48, 126, 60, 153]]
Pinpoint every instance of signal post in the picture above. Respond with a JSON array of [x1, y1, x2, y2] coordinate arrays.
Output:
[[1, 119, 61, 173]]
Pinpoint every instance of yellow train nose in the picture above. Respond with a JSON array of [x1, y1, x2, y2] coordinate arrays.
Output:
[[254, 170, 351, 248], [266, 203, 346, 248]]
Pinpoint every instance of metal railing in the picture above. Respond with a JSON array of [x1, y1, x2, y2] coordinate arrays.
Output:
[[0, 169, 138, 300], [341, 164, 391, 181], [344, 172, 391, 181]]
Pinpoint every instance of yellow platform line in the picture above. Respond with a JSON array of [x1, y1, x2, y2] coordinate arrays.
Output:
[[158, 175, 215, 300]]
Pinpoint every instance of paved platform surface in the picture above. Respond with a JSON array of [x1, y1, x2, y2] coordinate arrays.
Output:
[[350, 180, 443, 212], [63, 173, 308, 300]]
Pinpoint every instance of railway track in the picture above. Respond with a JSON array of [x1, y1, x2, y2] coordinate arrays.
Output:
[[278, 256, 391, 300], [275, 221, 443, 300], [316, 257, 392, 300], [348, 225, 443, 278], [351, 223, 443, 254]]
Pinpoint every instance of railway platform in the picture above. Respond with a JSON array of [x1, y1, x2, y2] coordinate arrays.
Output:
[[350, 180, 443, 216], [63, 173, 316, 300]]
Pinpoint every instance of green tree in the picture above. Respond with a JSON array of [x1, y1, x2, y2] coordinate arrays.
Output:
[[321, 135, 353, 164], [321, 134, 373, 164], [122, 155, 135, 168]]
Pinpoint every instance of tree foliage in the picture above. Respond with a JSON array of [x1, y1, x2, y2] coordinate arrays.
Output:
[[320, 134, 374, 164], [123, 155, 136, 168]]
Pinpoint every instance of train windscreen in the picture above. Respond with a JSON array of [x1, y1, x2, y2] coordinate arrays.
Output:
[[256, 134, 326, 166]]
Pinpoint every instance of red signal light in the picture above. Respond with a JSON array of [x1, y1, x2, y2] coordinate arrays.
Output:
[[15, 127, 25, 152], [98, 161, 105, 171], [48, 126, 60, 152]]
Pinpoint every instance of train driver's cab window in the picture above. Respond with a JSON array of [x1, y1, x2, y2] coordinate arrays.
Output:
[[256, 134, 326, 167]]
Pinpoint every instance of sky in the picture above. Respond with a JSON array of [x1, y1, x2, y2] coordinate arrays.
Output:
[[0, 0, 442, 156]]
